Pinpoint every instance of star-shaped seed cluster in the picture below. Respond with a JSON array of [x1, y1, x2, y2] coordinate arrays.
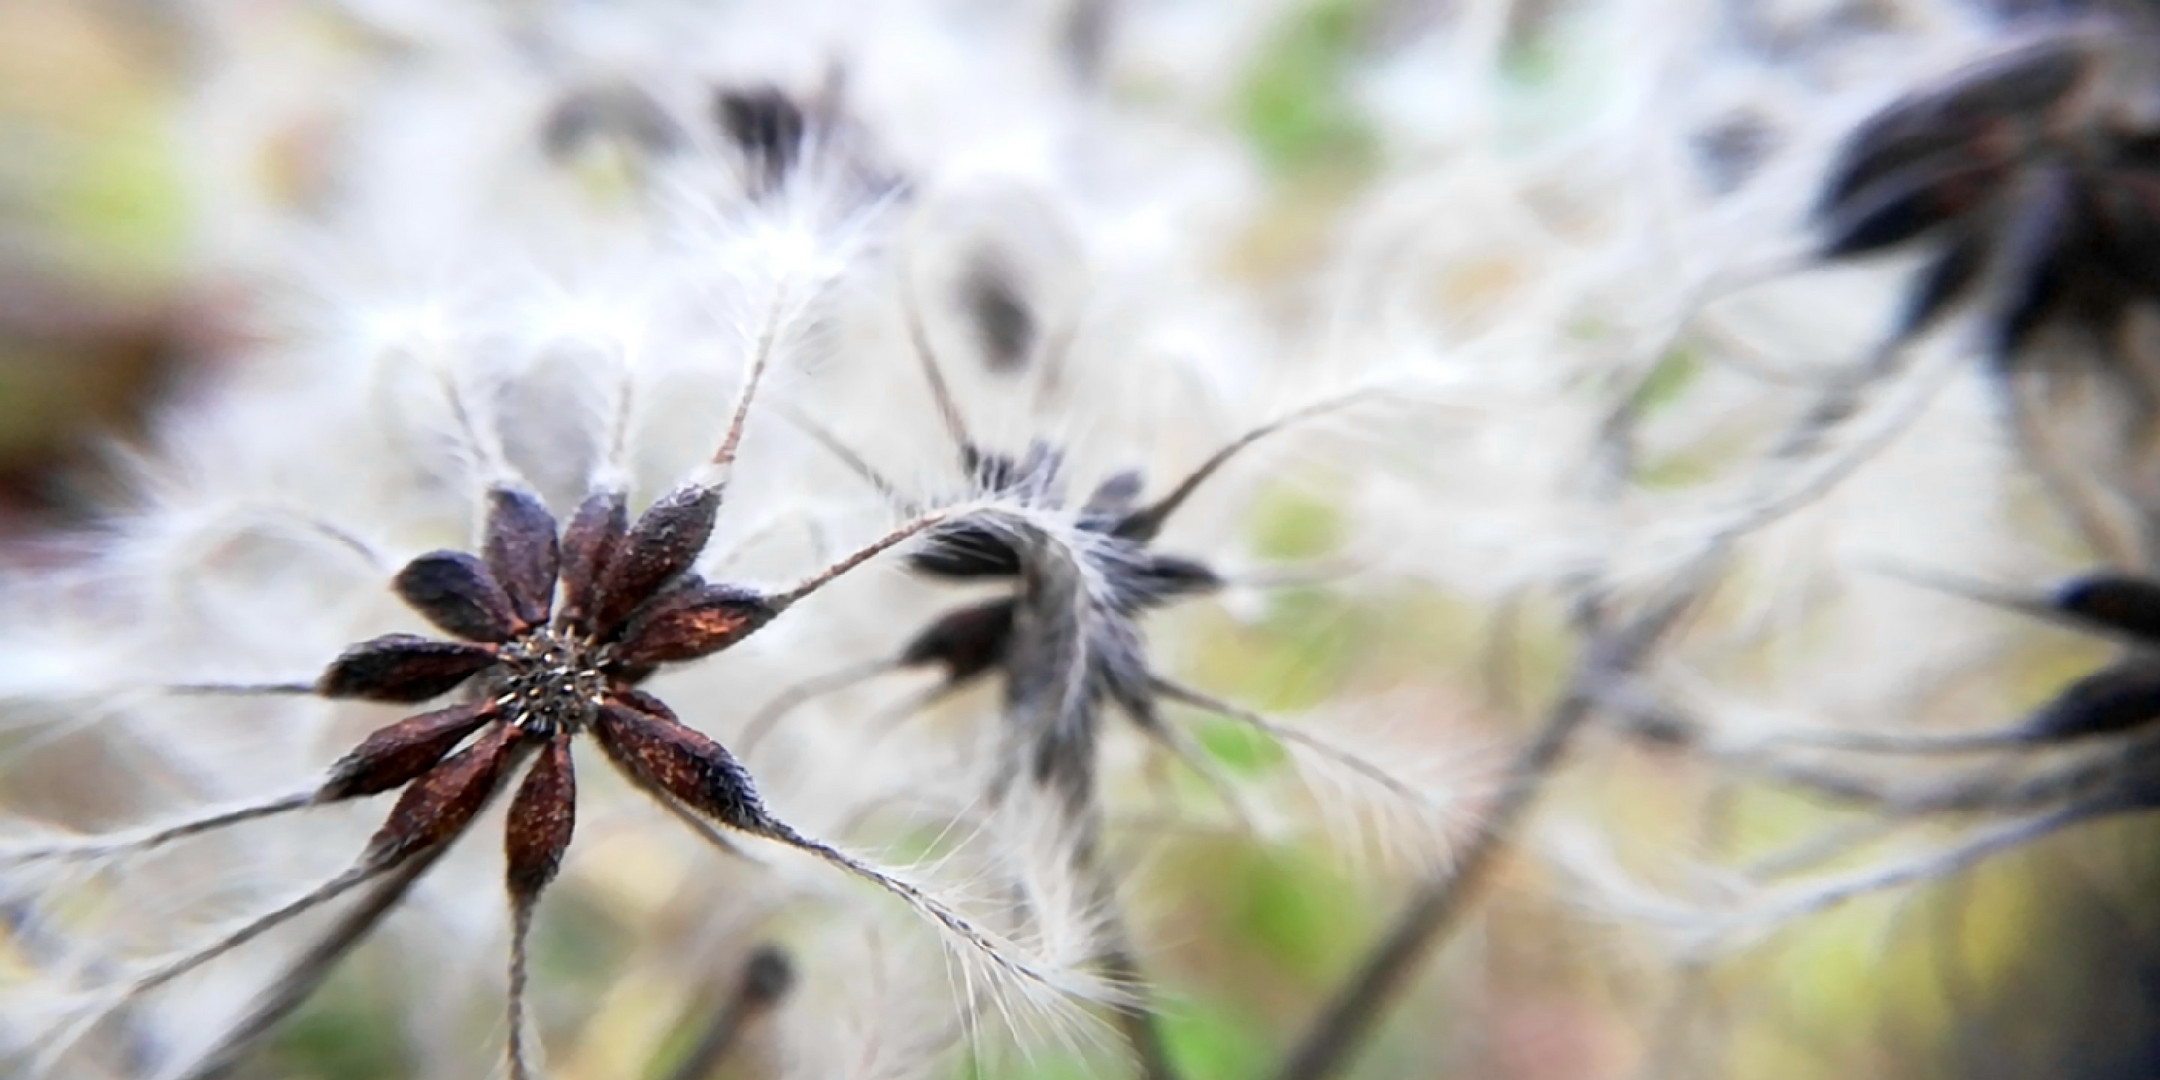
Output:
[[904, 447, 1221, 749], [315, 484, 776, 831], [303, 483, 791, 1077]]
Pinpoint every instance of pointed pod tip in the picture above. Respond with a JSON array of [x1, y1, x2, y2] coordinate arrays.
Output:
[[2052, 572, 2160, 645], [612, 583, 777, 667], [363, 725, 519, 868]]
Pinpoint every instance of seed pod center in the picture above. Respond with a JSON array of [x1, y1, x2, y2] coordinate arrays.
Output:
[[491, 631, 607, 736]]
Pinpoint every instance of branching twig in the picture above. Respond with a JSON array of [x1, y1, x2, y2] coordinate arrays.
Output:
[[1271, 572, 1709, 1080], [1274, 336, 1932, 1079]]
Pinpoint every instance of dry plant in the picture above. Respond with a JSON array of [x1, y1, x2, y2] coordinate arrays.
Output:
[[8, 1, 2160, 1079]]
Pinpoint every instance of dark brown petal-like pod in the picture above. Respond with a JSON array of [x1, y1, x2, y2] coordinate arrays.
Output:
[[542, 82, 685, 162], [2026, 660, 2160, 740], [558, 490, 629, 630], [394, 552, 521, 643], [2055, 573, 2160, 644], [745, 944, 795, 998], [1819, 159, 2006, 258], [362, 725, 518, 866], [909, 520, 1025, 579], [611, 583, 776, 666], [1113, 553, 1224, 613], [506, 736, 577, 897], [316, 634, 497, 702], [319, 701, 498, 801], [593, 701, 770, 832], [484, 489, 561, 632], [1817, 39, 2090, 218], [898, 599, 1016, 682], [1081, 470, 1145, 518], [963, 256, 1036, 374], [591, 485, 723, 636], [716, 85, 808, 198], [612, 685, 679, 722]]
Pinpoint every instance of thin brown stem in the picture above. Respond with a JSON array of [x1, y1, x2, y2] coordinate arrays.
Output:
[[899, 255, 977, 461], [774, 402, 916, 509], [1, 789, 317, 865], [437, 368, 518, 494], [2008, 381, 2143, 569], [1118, 389, 1377, 541], [508, 896, 540, 1080], [1746, 802, 2099, 928], [1272, 567, 1713, 1080], [766, 505, 975, 610], [712, 281, 794, 472], [130, 860, 393, 1001], [1151, 677, 1438, 824], [658, 945, 795, 1080], [172, 849, 444, 1080], [744, 815, 1091, 1002], [162, 682, 318, 697], [1096, 914, 1177, 1080], [736, 659, 905, 756]]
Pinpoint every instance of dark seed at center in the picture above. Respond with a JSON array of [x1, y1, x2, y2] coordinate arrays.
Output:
[[492, 632, 607, 737]]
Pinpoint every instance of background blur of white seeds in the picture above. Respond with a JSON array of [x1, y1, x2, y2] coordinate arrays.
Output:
[[4, 0, 2158, 1078]]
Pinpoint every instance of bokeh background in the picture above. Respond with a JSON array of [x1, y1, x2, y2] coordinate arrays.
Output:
[[8, 2, 2160, 1079]]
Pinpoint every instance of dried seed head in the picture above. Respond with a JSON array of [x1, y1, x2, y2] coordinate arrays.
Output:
[[1809, 32, 2160, 373]]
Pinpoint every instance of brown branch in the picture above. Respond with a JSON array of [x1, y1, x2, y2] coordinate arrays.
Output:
[[1273, 575, 1706, 1080], [659, 945, 795, 1080]]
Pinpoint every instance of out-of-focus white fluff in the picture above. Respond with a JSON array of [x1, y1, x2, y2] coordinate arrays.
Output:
[[2, 0, 2120, 1074], [0, 0, 1357, 1075]]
